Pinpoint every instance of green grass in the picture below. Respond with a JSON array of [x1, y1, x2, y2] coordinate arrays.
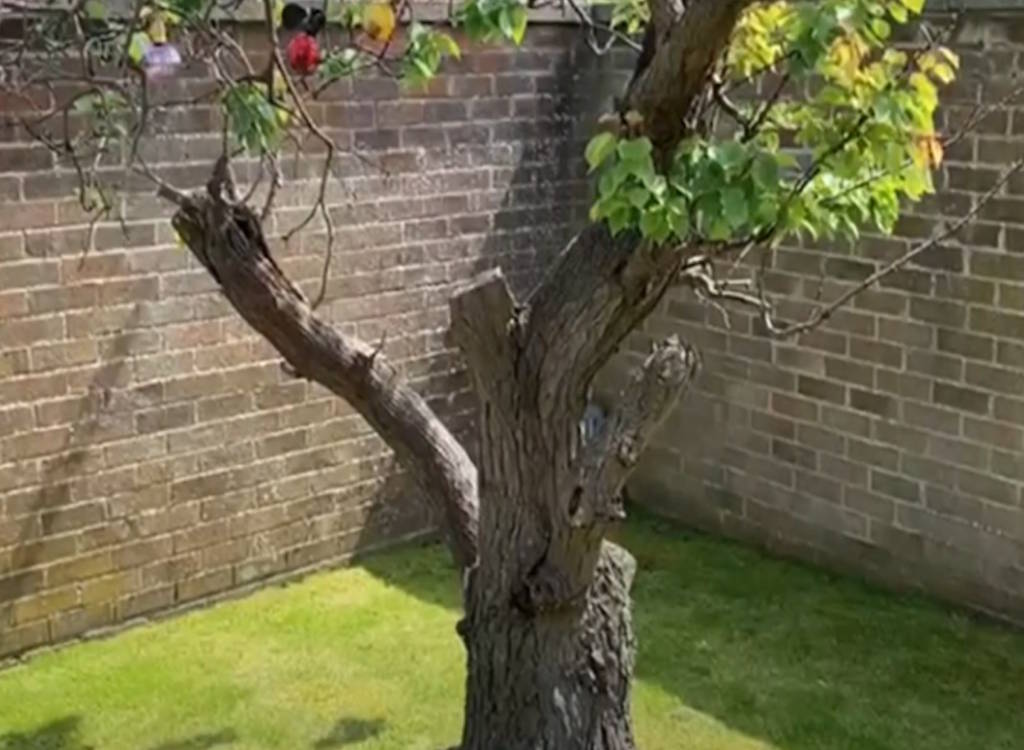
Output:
[[1, 514, 1023, 750]]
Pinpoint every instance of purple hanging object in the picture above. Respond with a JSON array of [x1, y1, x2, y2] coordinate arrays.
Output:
[[143, 43, 182, 79]]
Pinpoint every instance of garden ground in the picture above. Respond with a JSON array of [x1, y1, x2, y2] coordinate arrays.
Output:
[[1, 512, 1022, 750]]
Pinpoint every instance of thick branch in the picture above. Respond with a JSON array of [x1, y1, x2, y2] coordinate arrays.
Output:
[[523, 224, 687, 424], [573, 336, 698, 526], [628, 0, 754, 152], [171, 187, 479, 568]]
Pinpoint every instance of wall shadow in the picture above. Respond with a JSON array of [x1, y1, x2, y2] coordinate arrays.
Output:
[[3, 310, 142, 610], [348, 32, 626, 563]]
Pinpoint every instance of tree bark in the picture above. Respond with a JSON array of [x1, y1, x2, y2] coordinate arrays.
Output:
[[459, 542, 638, 750], [164, 3, 747, 746], [167, 181, 479, 568], [450, 269, 697, 749]]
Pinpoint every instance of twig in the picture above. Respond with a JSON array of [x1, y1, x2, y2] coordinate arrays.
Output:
[[693, 156, 1024, 338], [564, 0, 641, 55]]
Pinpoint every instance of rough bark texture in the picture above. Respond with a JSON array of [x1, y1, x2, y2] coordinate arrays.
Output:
[[450, 256, 697, 747], [459, 542, 638, 750], [629, 0, 755, 152], [167, 1, 744, 746]]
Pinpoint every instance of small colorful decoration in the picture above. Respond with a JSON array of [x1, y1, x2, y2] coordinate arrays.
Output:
[[140, 9, 182, 79], [282, 4, 325, 76]]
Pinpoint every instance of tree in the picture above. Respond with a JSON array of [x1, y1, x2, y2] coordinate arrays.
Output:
[[2, 0, 1019, 747]]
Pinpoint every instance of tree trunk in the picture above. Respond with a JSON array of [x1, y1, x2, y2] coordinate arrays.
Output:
[[163, 6, 746, 747], [460, 541, 638, 750], [447, 264, 697, 749]]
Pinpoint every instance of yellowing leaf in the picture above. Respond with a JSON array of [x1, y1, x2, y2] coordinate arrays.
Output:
[[272, 68, 287, 96], [912, 134, 943, 169], [128, 31, 151, 65], [585, 131, 618, 172], [147, 12, 167, 44], [938, 47, 960, 70], [434, 31, 461, 60], [932, 62, 956, 85], [364, 3, 396, 42]]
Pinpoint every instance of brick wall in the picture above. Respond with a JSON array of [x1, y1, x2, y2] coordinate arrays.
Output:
[[627, 11, 1024, 624], [0, 24, 597, 658]]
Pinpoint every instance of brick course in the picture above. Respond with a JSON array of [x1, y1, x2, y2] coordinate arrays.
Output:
[[628, 12, 1024, 625], [0, 24, 593, 658]]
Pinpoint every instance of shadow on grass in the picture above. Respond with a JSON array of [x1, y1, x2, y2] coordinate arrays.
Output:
[[356, 508, 1024, 750], [0, 719, 241, 750], [312, 717, 386, 748], [0, 717, 93, 750], [147, 729, 237, 750]]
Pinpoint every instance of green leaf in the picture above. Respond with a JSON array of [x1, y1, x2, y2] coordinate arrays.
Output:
[[585, 132, 618, 173], [626, 187, 650, 209], [901, 0, 924, 14], [640, 210, 671, 243], [708, 217, 732, 241], [617, 137, 653, 161], [752, 153, 780, 190], [721, 187, 749, 229], [434, 32, 462, 60], [84, 0, 106, 19], [641, 173, 666, 196], [608, 206, 634, 236], [668, 207, 691, 239], [714, 141, 748, 174], [598, 168, 618, 198], [509, 4, 528, 45], [128, 32, 150, 65]]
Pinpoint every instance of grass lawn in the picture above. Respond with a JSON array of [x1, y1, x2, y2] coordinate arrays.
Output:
[[1, 513, 1022, 750]]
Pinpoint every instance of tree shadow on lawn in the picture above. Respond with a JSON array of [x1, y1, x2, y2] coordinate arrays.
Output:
[[0, 718, 239, 750], [0, 717, 93, 750], [312, 717, 386, 749], [356, 509, 1024, 750]]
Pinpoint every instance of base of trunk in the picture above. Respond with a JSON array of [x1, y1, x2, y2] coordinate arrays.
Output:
[[458, 543, 637, 750]]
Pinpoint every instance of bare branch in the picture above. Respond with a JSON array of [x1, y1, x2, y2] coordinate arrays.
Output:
[[172, 191, 479, 567], [686, 156, 1024, 339], [563, 0, 641, 56]]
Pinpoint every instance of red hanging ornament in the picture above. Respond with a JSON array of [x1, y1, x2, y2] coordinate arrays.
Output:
[[286, 32, 320, 76]]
